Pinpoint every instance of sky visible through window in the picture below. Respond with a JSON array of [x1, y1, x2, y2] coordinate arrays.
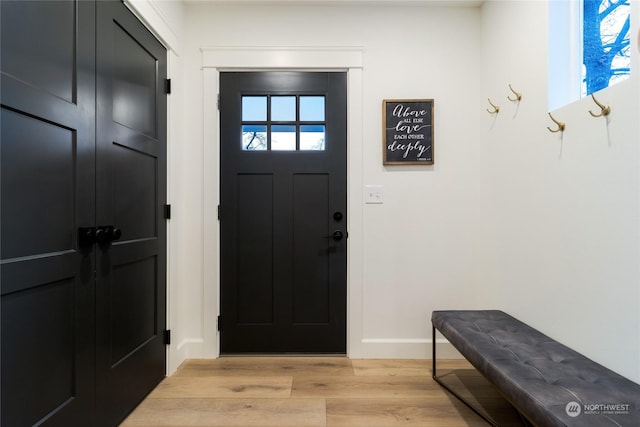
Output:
[[241, 95, 325, 151]]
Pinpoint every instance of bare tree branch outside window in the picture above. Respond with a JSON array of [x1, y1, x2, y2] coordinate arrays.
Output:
[[583, 0, 630, 95]]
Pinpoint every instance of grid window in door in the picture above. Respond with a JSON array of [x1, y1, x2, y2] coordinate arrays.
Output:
[[241, 95, 325, 151]]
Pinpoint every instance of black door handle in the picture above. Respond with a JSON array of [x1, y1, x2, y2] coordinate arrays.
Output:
[[112, 227, 122, 241], [78, 227, 96, 247], [78, 226, 122, 247], [95, 227, 107, 245], [325, 230, 345, 241], [96, 226, 122, 245]]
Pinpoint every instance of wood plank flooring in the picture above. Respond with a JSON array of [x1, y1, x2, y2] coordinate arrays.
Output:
[[120, 358, 525, 427]]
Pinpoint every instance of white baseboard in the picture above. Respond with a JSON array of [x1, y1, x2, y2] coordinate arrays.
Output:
[[168, 338, 204, 375], [167, 337, 462, 372], [357, 338, 463, 359]]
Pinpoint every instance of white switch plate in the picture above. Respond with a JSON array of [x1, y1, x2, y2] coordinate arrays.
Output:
[[365, 185, 384, 204]]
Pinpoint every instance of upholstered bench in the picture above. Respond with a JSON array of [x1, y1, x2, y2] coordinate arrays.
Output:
[[431, 310, 640, 426]]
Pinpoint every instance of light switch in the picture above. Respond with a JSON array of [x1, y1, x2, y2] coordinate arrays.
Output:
[[365, 185, 384, 204]]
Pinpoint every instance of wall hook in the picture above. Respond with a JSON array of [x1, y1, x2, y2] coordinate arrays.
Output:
[[486, 98, 500, 114], [507, 84, 522, 102], [547, 112, 565, 133], [588, 93, 611, 117]]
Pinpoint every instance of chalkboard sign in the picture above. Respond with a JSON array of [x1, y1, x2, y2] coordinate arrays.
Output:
[[382, 99, 434, 165]]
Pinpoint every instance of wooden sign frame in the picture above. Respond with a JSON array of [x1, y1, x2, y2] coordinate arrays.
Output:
[[382, 99, 434, 165]]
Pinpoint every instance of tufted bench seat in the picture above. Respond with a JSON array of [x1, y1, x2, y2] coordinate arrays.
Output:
[[431, 310, 640, 426]]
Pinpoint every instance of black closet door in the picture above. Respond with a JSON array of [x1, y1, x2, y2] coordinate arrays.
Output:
[[1, 1, 96, 425], [95, 1, 167, 425], [1, 1, 167, 425]]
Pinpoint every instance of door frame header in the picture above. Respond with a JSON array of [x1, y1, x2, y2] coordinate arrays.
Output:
[[201, 46, 364, 70]]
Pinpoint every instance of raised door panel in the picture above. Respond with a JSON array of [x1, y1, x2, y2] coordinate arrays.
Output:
[[1, 112, 76, 258], [292, 173, 330, 325], [1, 0, 76, 103], [237, 174, 274, 325]]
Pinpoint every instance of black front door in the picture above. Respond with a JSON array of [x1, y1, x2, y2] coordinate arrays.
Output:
[[220, 72, 347, 354], [1, 1, 167, 425]]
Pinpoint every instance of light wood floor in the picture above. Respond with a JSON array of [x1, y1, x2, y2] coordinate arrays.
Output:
[[120, 357, 524, 427]]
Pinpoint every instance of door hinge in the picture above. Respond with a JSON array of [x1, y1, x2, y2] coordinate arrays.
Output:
[[217, 205, 220, 221], [163, 329, 171, 345], [217, 94, 220, 110], [217, 316, 222, 331], [164, 204, 171, 219], [165, 79, 171, 94]]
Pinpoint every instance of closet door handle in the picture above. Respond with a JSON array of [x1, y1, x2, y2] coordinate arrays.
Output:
[[95, 227, 107, 245], [111, 227, 122, 241], [78, 227, 97, 247], [96, 226, 122, 245], [78, 226, 122, 248]]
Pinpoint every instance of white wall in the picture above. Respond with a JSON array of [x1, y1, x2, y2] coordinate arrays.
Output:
[[479, 0, 640, 382]]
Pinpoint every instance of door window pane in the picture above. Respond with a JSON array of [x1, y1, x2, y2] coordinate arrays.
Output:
[[272, 125, 296, 151], [242, 125, 267, 150], [300, 125, 325, 151], [240, 95, 326, 152], [242, 96, 267, 121], [271, 96, 296, 121], [300, 96, 325, 121]]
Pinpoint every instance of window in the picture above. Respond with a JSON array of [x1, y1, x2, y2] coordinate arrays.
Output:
[[241, 95, 326, 151], [582, 0, 631, 96], [548, 0, 631, 110]]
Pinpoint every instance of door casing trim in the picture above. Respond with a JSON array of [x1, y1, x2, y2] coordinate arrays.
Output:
[[202, 46, 364, 358]]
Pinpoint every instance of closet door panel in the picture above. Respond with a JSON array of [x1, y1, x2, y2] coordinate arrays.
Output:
[[95, 2, 167, 425], [0, 1, 96, 426]]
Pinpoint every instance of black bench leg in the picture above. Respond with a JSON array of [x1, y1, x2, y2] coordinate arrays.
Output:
[[432, 323, 499, 427], [432, 325, 436, 378]]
